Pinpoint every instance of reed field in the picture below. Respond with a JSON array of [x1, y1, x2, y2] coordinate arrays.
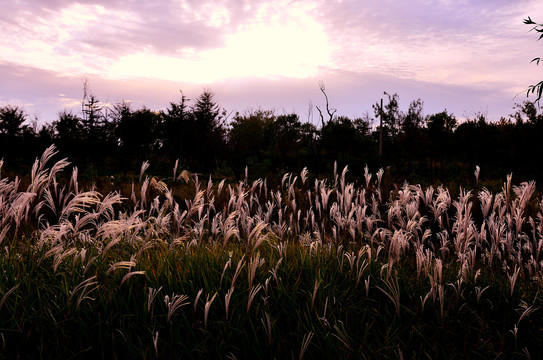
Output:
[[1, 146, 543, 359]]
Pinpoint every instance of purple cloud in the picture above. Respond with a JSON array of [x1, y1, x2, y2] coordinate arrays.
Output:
[[0, 0, 541, 125]]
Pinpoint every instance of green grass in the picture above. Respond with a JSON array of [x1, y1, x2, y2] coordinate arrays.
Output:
[[0, 238, 541, 359], [1, 147, 543, 359]]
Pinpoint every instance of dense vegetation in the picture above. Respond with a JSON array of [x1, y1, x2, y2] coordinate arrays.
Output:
[[2, 87, 543, 187], [2, 15, 543, 359], [0, 147, 542, 358]]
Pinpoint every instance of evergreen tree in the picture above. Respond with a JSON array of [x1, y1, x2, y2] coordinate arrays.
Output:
[[160, 92, 191, 164], [191, 90, 226, 171]]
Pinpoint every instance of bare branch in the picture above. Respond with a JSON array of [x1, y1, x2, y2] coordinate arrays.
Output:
[[317, 81, 337, 127]]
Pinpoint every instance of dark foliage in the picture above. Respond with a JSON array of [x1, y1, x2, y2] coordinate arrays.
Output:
[[3, 88, 543, 187]]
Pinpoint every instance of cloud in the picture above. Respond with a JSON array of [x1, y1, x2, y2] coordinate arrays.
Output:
[[0, 57, 529, 130], [1, 0, 334, 80], [312, 0, 538, 86], [1, 1, 229, 77], [1, 0, 542, 125]]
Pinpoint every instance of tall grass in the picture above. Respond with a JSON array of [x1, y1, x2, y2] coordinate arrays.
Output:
[[0, 146, 542, 358]]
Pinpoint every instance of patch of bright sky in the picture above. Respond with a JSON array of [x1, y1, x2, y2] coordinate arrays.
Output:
[[109, 1, 331, 82], [0, 0, 332, 82], [2, 0, 542, 122], [1, 0, 532, 87]]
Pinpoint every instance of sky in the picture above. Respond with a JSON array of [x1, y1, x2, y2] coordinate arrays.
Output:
[[1, 0, 543, 126]]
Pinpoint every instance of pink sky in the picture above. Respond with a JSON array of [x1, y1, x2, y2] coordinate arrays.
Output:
[[1, 0, 542, 125]]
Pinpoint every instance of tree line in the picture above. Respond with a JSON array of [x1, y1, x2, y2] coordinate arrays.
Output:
[[1, 87, 543, 186]]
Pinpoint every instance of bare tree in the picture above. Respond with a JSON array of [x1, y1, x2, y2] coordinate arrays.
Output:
[[315, 81, 336, 128]]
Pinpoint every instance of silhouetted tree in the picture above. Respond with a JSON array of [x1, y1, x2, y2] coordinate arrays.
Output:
[[298, 122, 319, 169], [510, 101, 543, 124], [117, 108, 161, 163], [353, 112, 373, 137], [0, 105, 27, 137], [53, 110, 83, 158], [80, 80, 110, 145], [397, 99, 426, 178], [0, 105, 33, 162], [373, 92, 401, 140], [402, 98, 425, 134], [5, 85, 543, 187], [427, 110, 457, 181], [315, 81, 337, 128], [319, 115, 375, 173], [427, 110, 456, 137], [506, 102, 543, 181], [228, 109, 275, 177], [108, 100, 132, 130], [81, 94, 103, 134], [268, 113, 303, 170], [160, 92, 191, 162], [191, 90, 226, 171]]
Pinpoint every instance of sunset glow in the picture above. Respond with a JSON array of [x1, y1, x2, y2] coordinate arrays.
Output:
[[1, 0, 542, 122], [109, 19, 330, 82]]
